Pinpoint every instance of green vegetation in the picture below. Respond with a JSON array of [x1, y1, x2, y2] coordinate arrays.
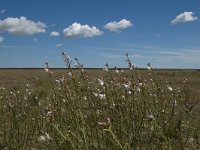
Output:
[[0, 54, 200, 149]]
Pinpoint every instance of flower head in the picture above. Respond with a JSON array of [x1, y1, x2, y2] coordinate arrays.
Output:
[[167, 86, 173, 91], [103, 62, 109, 71]]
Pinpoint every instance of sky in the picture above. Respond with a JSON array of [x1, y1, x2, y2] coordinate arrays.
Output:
[[0, 0, 200, 68]]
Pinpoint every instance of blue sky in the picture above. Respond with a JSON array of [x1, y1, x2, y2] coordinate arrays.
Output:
[[0, 0, 200, 68]]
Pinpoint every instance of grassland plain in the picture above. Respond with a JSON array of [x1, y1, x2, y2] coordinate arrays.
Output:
[[0, 66, 200, 149]]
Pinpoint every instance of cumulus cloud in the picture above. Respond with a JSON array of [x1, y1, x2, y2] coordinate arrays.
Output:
[[63, 22, 103, 39], [50, 31, 59, 37], [0, 36, 4, 42], [55, 43, 62, 47], [0, 16, 46, 36], [171, 12, 198, 24], [104, 19, 133, 32]]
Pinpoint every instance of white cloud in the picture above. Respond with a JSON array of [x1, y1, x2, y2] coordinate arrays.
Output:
[[63, 22, 103, 39], [55, 43, 62, 47], [171, 12, 198, 24], [0, 16, 46, 36], [50, 31, 59, 37], [104, 19, 133, 32], [0, 36, 4, 42], [0, 9, 6, 14]]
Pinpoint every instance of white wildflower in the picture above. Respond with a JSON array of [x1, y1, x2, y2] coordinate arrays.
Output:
[[38, 135, 46, 142], [93, 92, 98, 97], [147, 63, 152, 70], [136, 87, 141, 92], [138, 82, 142, 86], [183, 78, 188, 83], [173, 100, 177, 106], [44, 68, 49, 73], [98, 79, 104, 86], [99, 93, 106, 100], [96, 110, 100, 115], [97, 121, 107, 126], [168, 86, 173, 91], [103, 62, 109, 71], [38, 133, 51, 142], [177, 88, 181, 93], [147, 114, 155, 121], [74, 62, 78, 67], [45, 133, 51, 141], [68, 72, 72, 76], [62, 52, 71, 68], [46, 111, 53, 116], [124, 84, 130, 89]]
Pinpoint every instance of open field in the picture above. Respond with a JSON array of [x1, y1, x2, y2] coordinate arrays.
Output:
[[0, 68, 200, 149]]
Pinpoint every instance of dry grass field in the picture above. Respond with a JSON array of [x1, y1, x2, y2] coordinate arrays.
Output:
[[0, 66, 200, 149]]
